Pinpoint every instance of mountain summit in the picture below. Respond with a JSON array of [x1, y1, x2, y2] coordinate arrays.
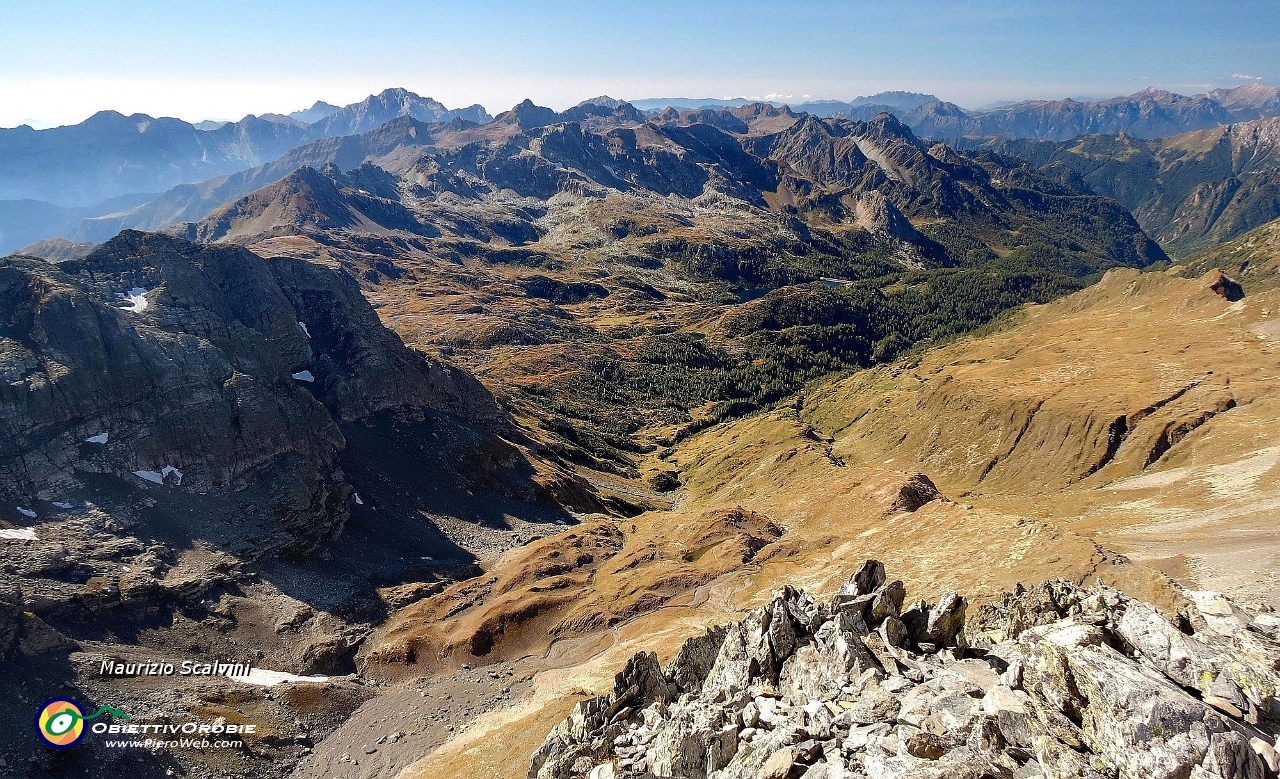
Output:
[[308, 87, 490, 137], [0, 88, 489, 209], [289, 100, 341, 124]]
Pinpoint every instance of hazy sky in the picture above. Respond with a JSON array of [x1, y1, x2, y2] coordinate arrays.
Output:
[[1, 0, 1277, 128]]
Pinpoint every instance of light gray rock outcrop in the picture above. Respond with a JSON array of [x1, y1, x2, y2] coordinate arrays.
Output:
[[529, 565, 1280, 779]]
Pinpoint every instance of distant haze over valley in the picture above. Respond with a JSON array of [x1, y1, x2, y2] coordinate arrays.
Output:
[[7, 82, 1277, 133], [2, 81, 1279, 257]]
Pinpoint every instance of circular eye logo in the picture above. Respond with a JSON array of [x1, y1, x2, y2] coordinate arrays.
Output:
[[36, 698, 85, 749]]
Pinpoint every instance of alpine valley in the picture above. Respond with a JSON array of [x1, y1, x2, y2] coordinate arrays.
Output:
[[2, 83, 1280, 779]]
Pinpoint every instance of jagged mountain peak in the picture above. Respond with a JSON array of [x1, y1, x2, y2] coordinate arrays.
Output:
[[182, 164, 354, 241], [641, 101, 799, 136], [357, 113, 436, 138], [177, 160, 441, 245], [13, 236, 96, 261], [81, 109, 130, 123], [1210, 82, 1280, 115], [365, 87, 442, 107], [254, 112, 307, 127], [910, 99, 967, 117], [730, 101, 796, 121], [848, 89, 940, 110], [854, 189, 921, 241], [289, 99, 341, 123], [308, 89, 491, 138], [1120, 86, 1219, 108], [496, 99, 562, 130], [560, 97, 645, 125], [773, 112, 841, 142], [575, 95, 630, 110], [966, 113, 1280, 255], [0, 222, 537, 565], [78, 110, 188, 131], [858, 111, 925, 144]]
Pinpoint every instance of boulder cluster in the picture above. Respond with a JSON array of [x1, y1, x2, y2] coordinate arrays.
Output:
[[529, 561, 1280, 779]]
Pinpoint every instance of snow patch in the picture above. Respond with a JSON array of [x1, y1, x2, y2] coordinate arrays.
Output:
[[297, 322, 310, 337], [133, 466, 183, 485], [15, 506, 36, 518], [353, 493, 364, 505], [0, 527, 36, 541], [85, 432, 109, 444], [292, 370, 315, 382], [116, 288, 151, 313], [225, 668, 330, 687], [52, 502, 74, 510]]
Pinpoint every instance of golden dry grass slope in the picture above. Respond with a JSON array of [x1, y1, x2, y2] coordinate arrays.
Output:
[[797, 265, 1280, 607], [360, 260, 1280, 779]]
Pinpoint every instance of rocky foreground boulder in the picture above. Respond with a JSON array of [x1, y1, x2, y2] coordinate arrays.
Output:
[[530, 561, 1280, 779]]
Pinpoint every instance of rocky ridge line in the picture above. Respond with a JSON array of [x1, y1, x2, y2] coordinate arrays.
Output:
[[0, 230, 505, 539], [530, 561, 1280, 779]]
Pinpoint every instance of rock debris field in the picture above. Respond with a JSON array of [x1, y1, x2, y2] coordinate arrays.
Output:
[[530, 560, 1280, 779]]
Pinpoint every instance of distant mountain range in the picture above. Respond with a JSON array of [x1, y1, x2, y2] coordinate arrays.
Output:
[[13, 97, 678, 248], [4, 84, 1280, 256], [961, 115, 1280, 257], [0, 88, 489, 207], [159, 100, 1160, 277], [636, 84, 1280, 141], [886, 84, 1280, 141], [627, 91, 940, 115], [79, 115, 445, 241], [0, 111, 311, 207]]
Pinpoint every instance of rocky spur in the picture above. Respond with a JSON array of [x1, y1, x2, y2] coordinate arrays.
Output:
[[531, 560, 1280, 779]]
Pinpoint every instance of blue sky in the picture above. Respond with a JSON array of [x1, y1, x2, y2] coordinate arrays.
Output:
[[1, 0, 1277, 127]]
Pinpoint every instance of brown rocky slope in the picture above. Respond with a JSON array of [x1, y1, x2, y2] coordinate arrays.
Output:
[[390, 263, 1280, 779], [0, 231, 600, 779]]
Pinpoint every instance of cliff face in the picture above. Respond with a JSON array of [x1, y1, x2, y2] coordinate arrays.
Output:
[[0, 230, 586, 779], [0, 230, 499, 541]]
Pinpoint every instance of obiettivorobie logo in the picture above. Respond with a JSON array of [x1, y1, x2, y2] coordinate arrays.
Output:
[[35, 698, 130, 749], [36, 693, 256, 751]]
